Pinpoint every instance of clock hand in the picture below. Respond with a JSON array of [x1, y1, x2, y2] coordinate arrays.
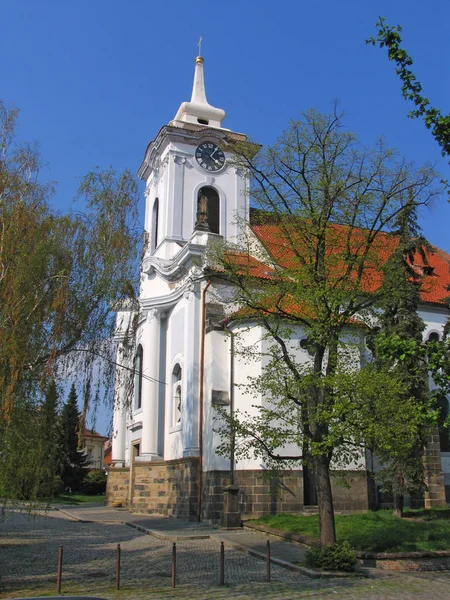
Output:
[[210, 148, 218, 161]]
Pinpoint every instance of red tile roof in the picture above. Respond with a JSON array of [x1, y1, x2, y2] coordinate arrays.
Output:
[[251, 223, 450, 306], [212, 251, 276, 280], [83, 428, 108, 441]]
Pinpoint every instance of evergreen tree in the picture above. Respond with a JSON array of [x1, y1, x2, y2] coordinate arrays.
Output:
[[59, 384, 88, 492], [36, 380, 61, 497], [370, 196, 432, 515]]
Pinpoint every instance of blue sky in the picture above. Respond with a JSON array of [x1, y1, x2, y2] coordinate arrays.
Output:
[[2, 0, 449, 434]]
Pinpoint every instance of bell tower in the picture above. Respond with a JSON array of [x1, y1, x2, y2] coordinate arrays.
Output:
[[137, 53, 250, 262]]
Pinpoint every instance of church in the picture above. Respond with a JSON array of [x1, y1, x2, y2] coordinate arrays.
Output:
[[106, 54, 450, 521]]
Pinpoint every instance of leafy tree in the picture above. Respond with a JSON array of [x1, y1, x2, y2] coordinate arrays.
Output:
[[212, 107, 440, 546], [59, 384, 88, 492], [367, 18, 450, 161], [0, 99, 140, 502]]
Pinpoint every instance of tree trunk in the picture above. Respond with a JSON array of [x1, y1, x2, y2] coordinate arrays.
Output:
[[393, 493, 404, 518], [313, 454, 336, 547]]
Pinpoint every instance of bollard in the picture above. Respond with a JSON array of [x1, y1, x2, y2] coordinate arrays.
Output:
[[172, 542, 176, 588], [116, 543, 121, 590], [56, 544, 63, 593], [266, 540, 271, 582], [219, 541, 225, 585]]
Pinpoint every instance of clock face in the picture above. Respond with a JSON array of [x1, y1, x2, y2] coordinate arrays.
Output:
[[195, 142, 226, 172]]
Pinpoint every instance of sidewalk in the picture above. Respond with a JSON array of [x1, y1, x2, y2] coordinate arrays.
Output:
[[55, 504, 313, 575]]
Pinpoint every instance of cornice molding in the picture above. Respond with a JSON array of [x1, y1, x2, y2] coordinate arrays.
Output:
[[142, 239, 209, 280], [138, 125, 246, 181]]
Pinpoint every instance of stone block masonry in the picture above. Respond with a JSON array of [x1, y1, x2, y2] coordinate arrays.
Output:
[[107, 465, 371, 521], [107, 457, 199, 520], [202, 469, 370, 522], [105, 468, 130, 506]]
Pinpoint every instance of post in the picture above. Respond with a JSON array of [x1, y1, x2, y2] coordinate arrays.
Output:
[[56, 544, 63, 593], [266, 540, 271, 582], [116, 543, 121, 590], [219, 541, 225, 585], [172, 542, 176, 588], [221, 485, 241, 528]]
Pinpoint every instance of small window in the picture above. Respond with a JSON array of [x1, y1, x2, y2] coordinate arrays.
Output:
[[151, 198, 159, 251], [172, 364, 182, 425], [135, 345, 143, 410]]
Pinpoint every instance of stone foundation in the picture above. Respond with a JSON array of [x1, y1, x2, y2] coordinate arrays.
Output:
[[105, 468, 130, 507], [107, 457, 199, 520], [202, 469, 370, 522], [107, 453, 446, 520]]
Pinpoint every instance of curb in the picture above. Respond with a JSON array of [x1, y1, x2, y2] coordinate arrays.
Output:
[[209, 533, 353, 579], [125, 521, 211, 541], [244, 522, 319, 547]]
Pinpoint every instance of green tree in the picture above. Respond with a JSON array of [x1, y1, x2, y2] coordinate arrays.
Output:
[[368, 197, 432, 516], [59, 384, 88, 492], [0, 99, 140, 502], [37, 380, 62, 497], [367, 18, 450, 161], [213, 107, 440, 546]]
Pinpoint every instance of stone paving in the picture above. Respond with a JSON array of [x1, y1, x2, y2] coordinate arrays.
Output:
[[1, 506, 450, 599]]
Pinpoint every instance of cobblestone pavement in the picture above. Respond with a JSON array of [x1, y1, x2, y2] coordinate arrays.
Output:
[[2, 509, 450, 599]]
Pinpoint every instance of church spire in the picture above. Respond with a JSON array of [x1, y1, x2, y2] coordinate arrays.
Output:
[[190, 56, 208, 106], [170, 51, 226, 130]]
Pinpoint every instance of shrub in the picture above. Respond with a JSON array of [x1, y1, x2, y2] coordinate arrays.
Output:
[[83, 469, 107, 495], [306, 541, 357, 572]]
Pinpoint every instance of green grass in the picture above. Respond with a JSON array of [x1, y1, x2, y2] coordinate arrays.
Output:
[[251, 509, 450, 553], [43, 493, 106, 505]]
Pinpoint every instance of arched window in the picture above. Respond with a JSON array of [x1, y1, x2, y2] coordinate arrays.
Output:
[[151, 198, 159, 251], [135, 345, 143, 410], [197, 186, 220, 234], [427, 331, 440, 343], [172, 364, 182, 425]]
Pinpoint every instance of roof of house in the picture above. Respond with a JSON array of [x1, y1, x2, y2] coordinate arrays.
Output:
[[83, 428, 108, 441]]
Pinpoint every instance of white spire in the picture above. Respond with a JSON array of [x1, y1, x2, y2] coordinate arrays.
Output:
[[190, 56, 208, 105], [170, 55, 226, 129]]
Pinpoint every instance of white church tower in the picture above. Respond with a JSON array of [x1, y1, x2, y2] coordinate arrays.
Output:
[[108, 52, 251, 518]]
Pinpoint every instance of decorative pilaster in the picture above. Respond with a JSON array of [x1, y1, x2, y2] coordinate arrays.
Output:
[[140, 308, 162, 460], [111, 341, 128, 465]]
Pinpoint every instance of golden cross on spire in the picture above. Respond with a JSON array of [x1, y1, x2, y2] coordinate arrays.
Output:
[[197, 36, 203, 57]]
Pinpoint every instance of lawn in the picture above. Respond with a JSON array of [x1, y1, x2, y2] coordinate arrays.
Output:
[[251, 509, 450, 553], [43, 493, 106, 505]]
